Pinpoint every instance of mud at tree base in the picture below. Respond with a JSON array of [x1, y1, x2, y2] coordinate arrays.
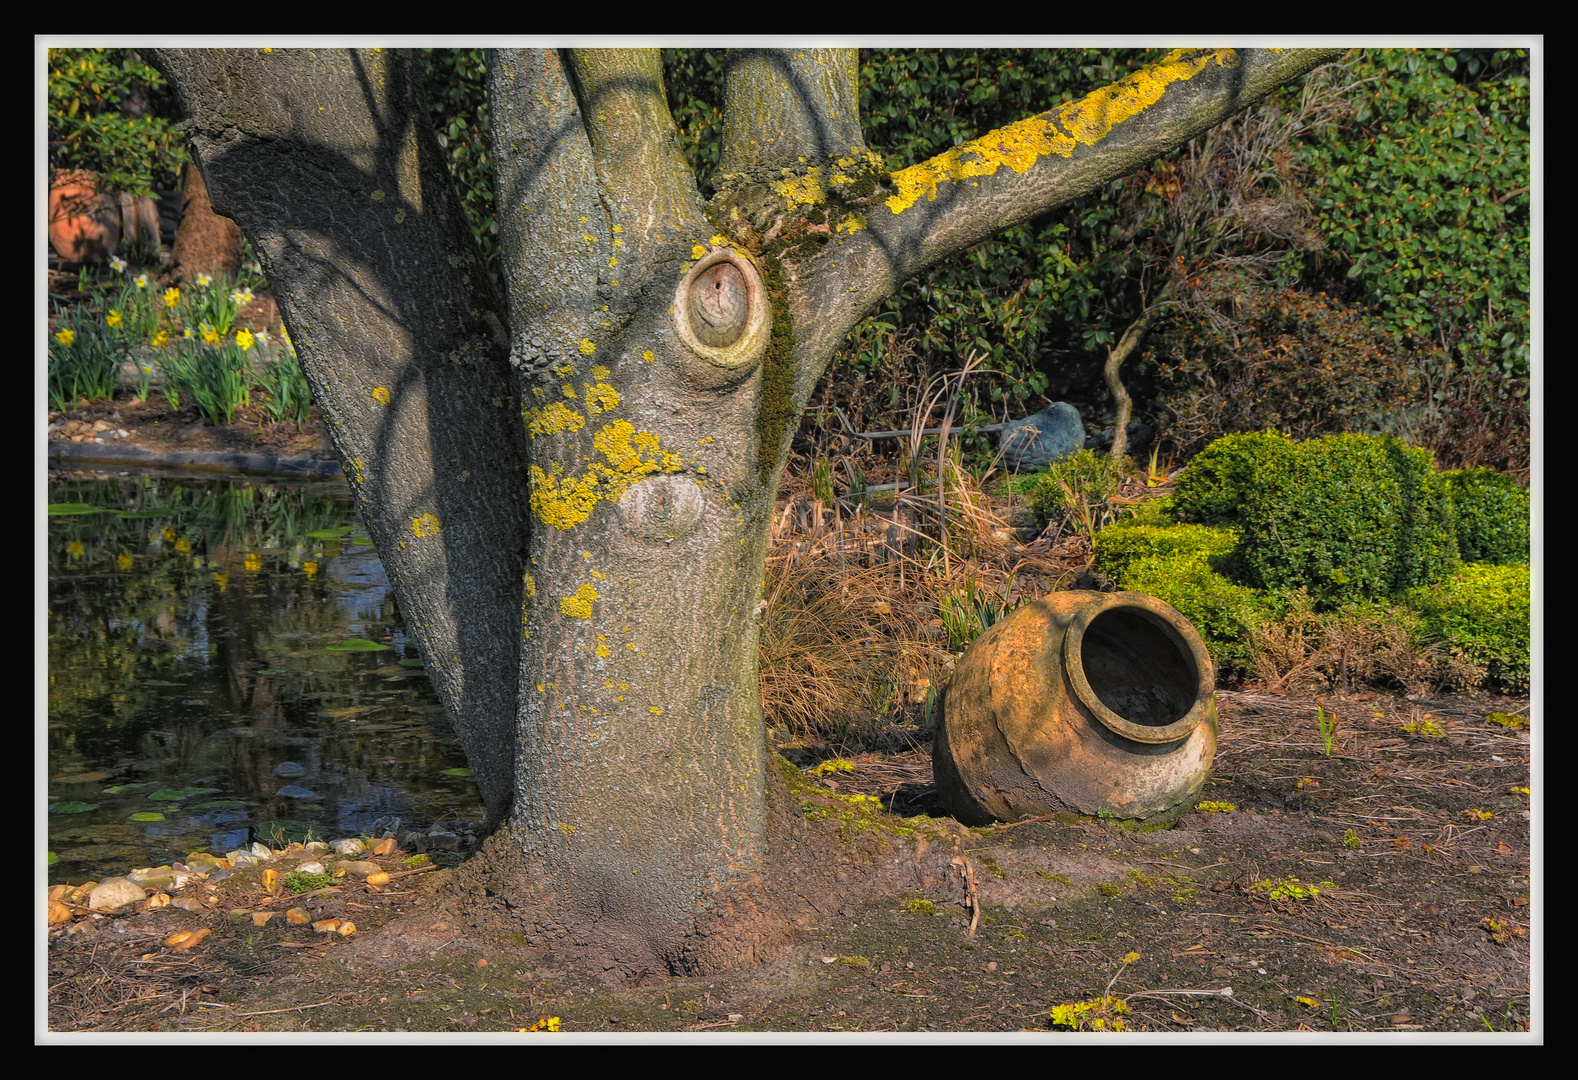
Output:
[[46, 690, 1531, 1034]]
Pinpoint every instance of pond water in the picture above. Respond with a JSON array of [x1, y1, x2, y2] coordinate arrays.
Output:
[[46, 470, 483, 884]]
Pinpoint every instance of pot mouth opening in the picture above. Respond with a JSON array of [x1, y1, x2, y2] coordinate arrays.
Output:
[[1065, 601, 1210, 744]]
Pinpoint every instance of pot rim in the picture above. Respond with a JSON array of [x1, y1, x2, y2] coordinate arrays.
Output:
[[1062, 591, 1215, 745]]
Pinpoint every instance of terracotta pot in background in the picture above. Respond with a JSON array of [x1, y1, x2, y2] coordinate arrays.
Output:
[[49, 169, 162, 263], [171, 162, 244, 283], [49, 169, 120, 263]]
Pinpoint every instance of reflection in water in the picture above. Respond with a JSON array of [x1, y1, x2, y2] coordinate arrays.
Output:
[[47, 472, 483, 884]]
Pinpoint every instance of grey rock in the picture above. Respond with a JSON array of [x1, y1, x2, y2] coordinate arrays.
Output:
[[295, 860, 326, 875], [999, 403, 1085, 472], [249, 842, 274, 860], [271, 761, 307, 777], [330, 838, 366, 856], [88, 878, 149, 910], [275, 784, 320, 800]]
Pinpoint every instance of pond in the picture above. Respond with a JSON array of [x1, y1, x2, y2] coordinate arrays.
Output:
[[46, 469, 483, 884]]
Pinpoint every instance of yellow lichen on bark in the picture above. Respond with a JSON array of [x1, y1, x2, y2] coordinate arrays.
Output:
[[884, 49, 1238, 214], [560, 584, 599, 619], [525, 401, 586, 439], [411, 513, 441, 538]]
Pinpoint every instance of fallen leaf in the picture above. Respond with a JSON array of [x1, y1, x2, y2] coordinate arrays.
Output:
[[366, 871, 390, 886], [311, 918, 341, 933], [1296, 996, 1321, 1008], [172, 928, 212, 950], [262, 869, 279, 895], [164, 930, 193, 947], [286, 907, 311, 924], [373, 838, 396, 856], [145, 892, 171, 910], [1494, 842, 1512, 857], [1512, 896, 1528, 907], [252, 911, 274, 926], [337, 921, 356, 936]]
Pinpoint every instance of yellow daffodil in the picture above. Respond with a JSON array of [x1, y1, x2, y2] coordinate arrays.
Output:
[[150, 330, 169, 348], [236, 328, 256, 351], [303, 560, 318, 578], [55, 327, 75, 346], [109, 255, 128, 273], [67, 540, 84, 557], [183, 327, 194, 339], [106, 309, 123, 328], [164, 287, 180, 308], [200, 323, 220, 345]]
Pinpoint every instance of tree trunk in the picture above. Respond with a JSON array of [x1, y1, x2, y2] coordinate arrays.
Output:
[[148, 46, 1341, 977]]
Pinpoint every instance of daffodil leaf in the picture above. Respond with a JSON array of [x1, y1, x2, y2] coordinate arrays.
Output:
[[49, 503, 107, 516]]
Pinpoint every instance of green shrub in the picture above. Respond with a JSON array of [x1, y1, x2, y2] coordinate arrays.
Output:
[[1172, 431, 1458, 607], [48, 49, 190, 196], [1107, 549, 1265, 679], [1444, 468, 1529, 564], [1092, 521, 1238, 586], [1024, 450, 1135, 534], [1405, 563, 1530, 691]]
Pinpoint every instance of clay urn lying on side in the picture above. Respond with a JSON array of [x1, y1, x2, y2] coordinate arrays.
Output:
[[934, 590, 1217, 827]]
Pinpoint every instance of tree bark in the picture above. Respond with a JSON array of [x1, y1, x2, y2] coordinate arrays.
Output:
[[147, 46, 1341, 977]]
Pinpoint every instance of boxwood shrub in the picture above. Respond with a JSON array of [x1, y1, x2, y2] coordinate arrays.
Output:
[[1405, 563, 1530, 691], [1171, 431, 1459, 607], [1443, 467, 1530, 565]]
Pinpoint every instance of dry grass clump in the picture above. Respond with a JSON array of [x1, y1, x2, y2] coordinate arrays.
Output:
[[1248, 598, 1482, 697]]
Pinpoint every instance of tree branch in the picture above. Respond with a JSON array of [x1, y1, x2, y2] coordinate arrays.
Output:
[[563, 49, 711, 262], [148, 47, 530, 822], [796, 49, 1344, 362], [716, 49, 865, 183]]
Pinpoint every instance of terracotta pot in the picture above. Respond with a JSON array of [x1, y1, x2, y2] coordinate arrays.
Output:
[[933, 590, 1217, 826], [49, 169, 120, 262]]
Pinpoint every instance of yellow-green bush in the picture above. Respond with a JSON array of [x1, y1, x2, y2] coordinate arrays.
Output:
[[1405, 563, 1530, 691], [1092, 521, 1238, 585], [1171, 432, 1458, 607], [1443, 468, 1529, 565], [1023, 449, 1135, 532]]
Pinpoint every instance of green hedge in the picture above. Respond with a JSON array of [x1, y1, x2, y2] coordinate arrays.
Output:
[[1444, 467, 1530, 564], [1172, 431, 1459, 607], [1112, 550, 1265, 679], [1405, 563, 1530, 691]]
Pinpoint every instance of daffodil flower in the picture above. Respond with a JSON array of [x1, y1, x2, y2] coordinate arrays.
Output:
[[109, 255, 127, 273], [164, 287, 180, 308], [135, 273, 150, 289], [150, 330, 169, 348], [106, 310, 123, 328], [183, 327, 194, 339], [200, 322, 220, 345], [255, 328, 271, 343], [55, 327, 76, 346], [196, 273, 212, 288], [231, 287, 255, 305], [236, 328, 256, 351]]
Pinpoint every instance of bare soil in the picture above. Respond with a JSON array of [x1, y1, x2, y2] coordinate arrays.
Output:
[[47, 687, 1532, 1034]]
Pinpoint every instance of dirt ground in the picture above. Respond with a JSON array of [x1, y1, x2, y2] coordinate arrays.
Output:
[[45, 687, 1534, 1035]]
